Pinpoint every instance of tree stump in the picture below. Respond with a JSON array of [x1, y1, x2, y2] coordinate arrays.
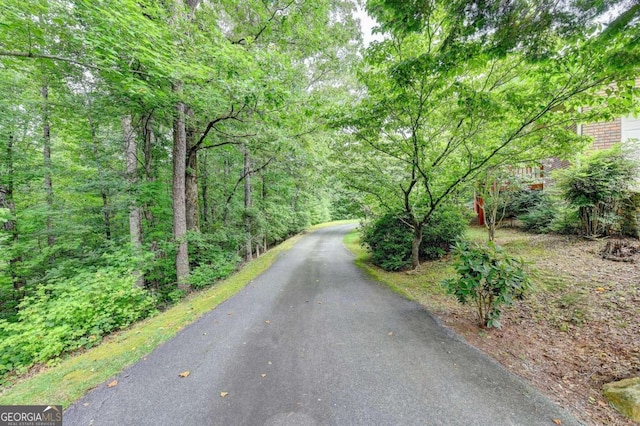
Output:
[[600, 239, 639, 263]]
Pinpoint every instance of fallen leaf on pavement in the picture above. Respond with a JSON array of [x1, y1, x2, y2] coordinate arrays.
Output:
[[388, 332, 393, 336], [220, 392, 229, 397], [107, 380, 118, 388], [552, 419, 562, 425], [179, 371, 190, 378], [265, 320, 270, 324], [261, 374, 267, 378]]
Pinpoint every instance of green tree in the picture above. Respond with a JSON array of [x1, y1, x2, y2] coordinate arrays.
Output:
[[334, 0, 639, 269], [0, 0, 362, 378]]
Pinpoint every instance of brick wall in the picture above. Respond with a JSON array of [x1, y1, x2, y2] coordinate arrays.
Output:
[[582, 118, 622, 150]]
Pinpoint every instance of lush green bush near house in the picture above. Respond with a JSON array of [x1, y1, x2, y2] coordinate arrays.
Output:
[[360, 205, 467, 271], [505, 189, 548, 218], [420, 204, 469, 260], [518, 192, 556, 233], [555, 145, 637, 237]]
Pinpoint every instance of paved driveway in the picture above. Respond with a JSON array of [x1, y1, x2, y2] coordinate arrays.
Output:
[[64, 224, 581, 425]]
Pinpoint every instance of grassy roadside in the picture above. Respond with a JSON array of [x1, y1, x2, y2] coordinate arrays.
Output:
[[343, 226, 560, 316], [343, 227, 458, 315], [0, 220, 355, 408]]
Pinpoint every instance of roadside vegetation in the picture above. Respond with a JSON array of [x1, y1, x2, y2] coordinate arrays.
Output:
[[0, 221, 352, 407], [346, 226, 640, 425], [1, 0, 638, 422], [0, 0, 361, 390], [348, 154, 640, 426]]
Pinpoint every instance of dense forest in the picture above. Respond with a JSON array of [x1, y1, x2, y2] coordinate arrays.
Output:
[[0, 0, 638, 380], [0, 0, 362, 377]]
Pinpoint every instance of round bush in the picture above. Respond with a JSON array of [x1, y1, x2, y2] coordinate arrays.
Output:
[[361, 205, 467, 271], [420, 204, 468, 260], [361, 212, 414, 271]]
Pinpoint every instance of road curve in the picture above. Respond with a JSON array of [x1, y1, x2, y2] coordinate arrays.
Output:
[[65, 224, 581, 426]]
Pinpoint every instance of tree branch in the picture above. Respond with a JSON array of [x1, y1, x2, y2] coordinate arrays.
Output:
[[229, 0, 295, 45], [222, 157, 274, 222], [0, 50, 99, 69], [191, 104, 247, 154]]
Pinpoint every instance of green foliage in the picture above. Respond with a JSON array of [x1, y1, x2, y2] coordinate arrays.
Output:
[[361, 213, 414, 271], [335, 0, 638, 267], [0, 267, 157, 380], [547, 204, 582, 235], [186, 231, 240, 289], [621, 192, 640, 238], [517, 192, 581, 235], [443, 241, 531, 328], [504, 189, 547, 218], [517, 192, 556, 233], [555, 145, 638, 236], [420, 204, 469, 260], [187, 261, 237, 290], [360, 205, 467, 271]]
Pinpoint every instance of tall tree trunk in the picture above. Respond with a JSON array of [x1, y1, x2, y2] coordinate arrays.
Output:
[[222, 155, 230, 227], [172, 82, 190, 289], [411, 222, 423, 270], [42, 85, 54, 248], [261, 173, 267, 253], [0, 134, 24, 291], [169, 0, 202, 290], [142, 113, 156, 226], [143, 114, 155, 182], [201, 150, 209, 229], [243, 145, 252, 261], [88, 115, 112, 240], [185, 108, 199, 232], [123, 115, 144, 287]]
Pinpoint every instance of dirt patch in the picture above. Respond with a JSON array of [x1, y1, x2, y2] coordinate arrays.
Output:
[[432, 229, 640, 425]]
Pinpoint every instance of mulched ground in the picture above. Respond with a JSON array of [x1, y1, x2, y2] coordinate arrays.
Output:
[[432, 229, 640, 425]]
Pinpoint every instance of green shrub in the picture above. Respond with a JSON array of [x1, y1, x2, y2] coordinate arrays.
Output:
[[548, 204, 582, 235], [505, 189, 547, 218], [360, 213, 414, 271], [518, 194, 556, 233], [555, 145, 637, 237], [443, 241, 531, 328], [186, 231, 241, 289], [621, 192, 640, 237], [360, 205, 467, 271], [420, 204, 469, 260], [187, 252, 240, 290], [0, 268, 157, 379]]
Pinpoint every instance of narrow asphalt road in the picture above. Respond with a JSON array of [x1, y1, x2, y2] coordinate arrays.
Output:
[[65, 224, 581, 426]]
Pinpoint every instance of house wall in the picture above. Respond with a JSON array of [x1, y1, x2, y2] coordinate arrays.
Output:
[[582, 118, 622, 150], [621, 115, 640, 143]]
